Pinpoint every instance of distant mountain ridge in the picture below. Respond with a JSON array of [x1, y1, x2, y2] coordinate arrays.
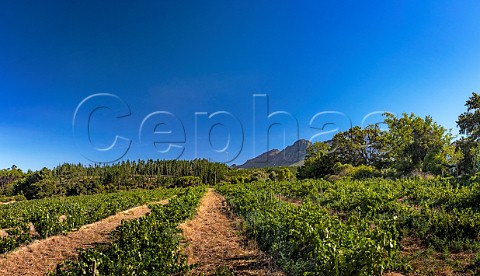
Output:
[[237, 139, 311, 168]]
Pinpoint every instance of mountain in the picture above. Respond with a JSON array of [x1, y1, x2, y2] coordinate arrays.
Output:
[[237, 139, 311, 168]]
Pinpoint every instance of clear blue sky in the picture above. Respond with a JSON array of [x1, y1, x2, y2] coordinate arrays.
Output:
[[1, 0, 480, 170]]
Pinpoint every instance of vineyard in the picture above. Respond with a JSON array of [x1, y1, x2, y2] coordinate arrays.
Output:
[[54, 186, 207, 275], [217, 178, 480, 275], [0, 187, 180, 253], [0, 177, 479, 275]]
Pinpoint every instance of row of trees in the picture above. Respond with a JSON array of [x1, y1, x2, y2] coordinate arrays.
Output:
[[298, 93, 480, 179], [1, 159, 229, 199]]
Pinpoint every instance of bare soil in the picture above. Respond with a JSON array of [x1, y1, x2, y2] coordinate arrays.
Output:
[[0, 202, 166, 276], [180, 188, 284, 275]]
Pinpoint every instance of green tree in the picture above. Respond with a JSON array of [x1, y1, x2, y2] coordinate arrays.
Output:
[[457, 92, 480, 174], [457, 92, 480, 141], [422, 144, 463, 176], [383, 112, 456, 174], [331, 125, 390, 169], [278, 168, 293, 181], [297, 142, 335, 179]]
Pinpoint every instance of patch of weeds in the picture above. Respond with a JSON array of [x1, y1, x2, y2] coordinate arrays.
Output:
[[213, 265, 235, 276]]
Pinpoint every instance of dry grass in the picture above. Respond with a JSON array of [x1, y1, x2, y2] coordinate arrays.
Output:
[[0, 200, 168, 276], [180, 188, 284, 275], [274, 194, 302, 206], [398, 237, 477, 276]]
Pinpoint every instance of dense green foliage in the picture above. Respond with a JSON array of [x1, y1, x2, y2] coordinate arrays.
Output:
[[218, 178, 480, 274], [331, 163, 378, 180], [54, 186, 206, 275], [457, 92, 480, 175], [0, 159, 226, 199], [384, 113, 461, 175], [457, 92, 480, 141], [0, 188, 179, 253], [173, 175, 203, 187], [0, 165, 23, 188], [266, 178, 480, 247], [217, 181, 399, 275], [224, 166, 295, 184], [297, 140, 336, 179], [298, 92, 480, 179], [298, 113, 461, 179]]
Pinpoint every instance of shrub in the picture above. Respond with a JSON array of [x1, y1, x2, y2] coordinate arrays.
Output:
[[332, 163, 378, 180]]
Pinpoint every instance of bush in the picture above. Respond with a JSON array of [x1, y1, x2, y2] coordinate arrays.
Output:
[[250, 171, 269, 182], [332, 163, 378, 180], [326, 174, 342, 182], [278, 168, 293, 181]]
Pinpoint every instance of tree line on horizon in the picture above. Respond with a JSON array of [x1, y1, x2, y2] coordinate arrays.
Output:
[[0, 159, 228, 199]]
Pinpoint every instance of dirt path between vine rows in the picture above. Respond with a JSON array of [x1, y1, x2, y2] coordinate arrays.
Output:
[[0, 200, 167, 276], [180, 188, 284, 275]]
